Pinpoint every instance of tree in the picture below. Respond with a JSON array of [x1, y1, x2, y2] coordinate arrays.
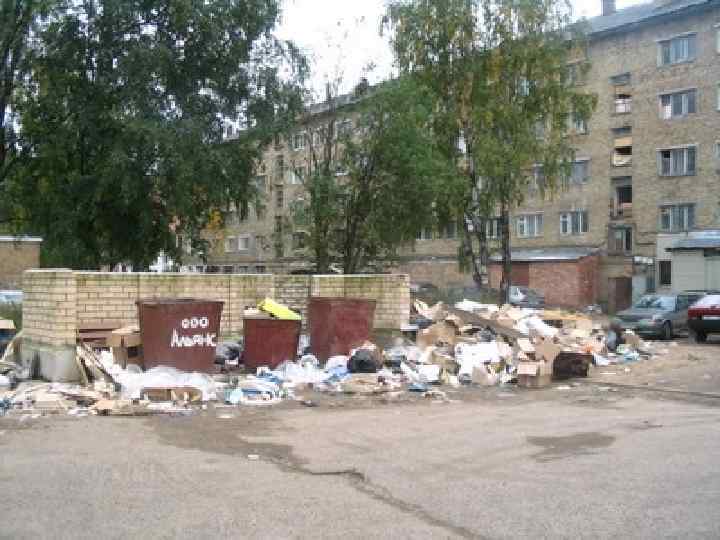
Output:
[[10, 0, 306, 268], [291, 76, 456, 274], [0, 0, 51, 222], [387, 0, 597, 301]]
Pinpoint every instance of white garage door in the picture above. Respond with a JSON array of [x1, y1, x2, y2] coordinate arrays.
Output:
[[706, 257, 720, 290], [672, 252, 705, 292]]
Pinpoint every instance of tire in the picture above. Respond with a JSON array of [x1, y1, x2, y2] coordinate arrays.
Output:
[[690, 329, 707, 343], [661, 321, 673, 341]]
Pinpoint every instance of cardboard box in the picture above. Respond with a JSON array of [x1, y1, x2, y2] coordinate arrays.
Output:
[[518, 373, 552, 388]]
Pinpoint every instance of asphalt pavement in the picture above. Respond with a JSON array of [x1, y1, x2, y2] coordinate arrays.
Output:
[[1, 382, 719, 539]]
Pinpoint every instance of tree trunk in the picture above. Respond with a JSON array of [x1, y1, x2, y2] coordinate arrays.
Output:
[[461, 215, 481, 287], [500, 202, 512, 304]]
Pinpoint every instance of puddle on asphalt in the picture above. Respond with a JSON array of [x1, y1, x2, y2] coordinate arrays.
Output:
[[527, 432, 616, 462]]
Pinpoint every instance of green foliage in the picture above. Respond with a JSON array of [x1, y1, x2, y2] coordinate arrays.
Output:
[[9, 0, 306, 268], [290, 77, 458, 274], [387, 0, 597, 297], [0, 0, 52, 226]]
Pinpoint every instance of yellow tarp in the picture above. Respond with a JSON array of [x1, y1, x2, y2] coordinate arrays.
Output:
[[257, 298, 301, 321]]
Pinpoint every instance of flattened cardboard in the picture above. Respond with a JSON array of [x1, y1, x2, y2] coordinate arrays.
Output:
[[517, 362, 539, 376], [417, 322, 458, 349]]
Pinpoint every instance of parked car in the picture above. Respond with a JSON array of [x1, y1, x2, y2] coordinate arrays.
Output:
[[687, 294, 720, 343], [613, 291, 706, 340], [509, 286, 545, 308], [0, 290, 22, 304]]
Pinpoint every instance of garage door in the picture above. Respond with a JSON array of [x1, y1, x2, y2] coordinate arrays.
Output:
[[673, 252, 705, 292], [706, 257, 720, 290]]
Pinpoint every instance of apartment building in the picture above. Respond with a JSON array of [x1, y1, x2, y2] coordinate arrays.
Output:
[[187, 0, 720, 312], [402, 0, 720, 310], [180, 92, 361, 275]]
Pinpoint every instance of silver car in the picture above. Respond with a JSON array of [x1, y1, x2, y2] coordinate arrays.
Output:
[[613, 292, 704, 340]]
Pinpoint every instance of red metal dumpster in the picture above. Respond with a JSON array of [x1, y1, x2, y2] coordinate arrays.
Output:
[[308, 297, 376, 362], [242, 318, 301, 372], [136, 298, 224, 372]]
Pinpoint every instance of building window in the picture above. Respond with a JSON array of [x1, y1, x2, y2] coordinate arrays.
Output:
[[565, 62, 586, 86], [485, 218, 501, 239], [416, 226, 433, 241], [658, 34, 696, 66], [610, 73, 632, 114], [516, 214, 543, 238], [613, 127, 632, 167], [288, 165, 305, 185], [659, 260, 672, 287], [275, 185, 284, 208], [255, 265, 267, 274], [224, 236, 237, 253], [236, 265, 249, 274], [293, 131, 306, 151], [614, 91, 632, 114], [659, 204, 695, 232], [610, 227, 633, 253], [312, 130, 323, 147], [292, 231, 308, 250], [439, 221, 457, 239], [237, 236, 250, 251], [176, 235, 192, 255], [566, 159, 590, 185], [560, 210, 589, 236], [717, 82, 720, 111], [222, 265, 234, 274], [530, 165, 545, 190], [658, 146, 696, 176], [572, 112, 588, 134], [613, 178, 633, 217], [659, 89, 697, 119], [337, 119, 353, 138]]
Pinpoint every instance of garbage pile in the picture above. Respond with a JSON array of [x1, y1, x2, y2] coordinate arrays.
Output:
[[0, 297, 666, 420]]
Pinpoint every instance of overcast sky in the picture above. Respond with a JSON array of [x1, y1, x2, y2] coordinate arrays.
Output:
[[276, 0, 648, 98]]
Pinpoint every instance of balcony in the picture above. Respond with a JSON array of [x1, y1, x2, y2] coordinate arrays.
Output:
[[608, 226, 633, 255], [611, 202, 633, 220], [614, 97, 632, 114]]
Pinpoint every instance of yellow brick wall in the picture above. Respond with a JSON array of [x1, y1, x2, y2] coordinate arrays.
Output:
[[22, 269, 77, 347], [23, 271, 409, 347]]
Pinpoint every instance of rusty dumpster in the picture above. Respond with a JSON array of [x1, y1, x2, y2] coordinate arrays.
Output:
[[308, 297, 376, 362], [136, 298, 224, 372], [242, 318, 301, 372]]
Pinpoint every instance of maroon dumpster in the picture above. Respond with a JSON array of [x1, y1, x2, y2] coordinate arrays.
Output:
[[136, 298, 224, 372], [242, 318, 301, 372], [308, 297, 376, 362]]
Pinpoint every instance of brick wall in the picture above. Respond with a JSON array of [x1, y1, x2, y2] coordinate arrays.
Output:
[[22, 269, 76, 347], [489, 255, 600, 309], [23, 270, 409, 348], [0, 238, 41, 289]]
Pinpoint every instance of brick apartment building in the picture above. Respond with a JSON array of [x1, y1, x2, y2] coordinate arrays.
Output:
[[185, 0, 720, 311]]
